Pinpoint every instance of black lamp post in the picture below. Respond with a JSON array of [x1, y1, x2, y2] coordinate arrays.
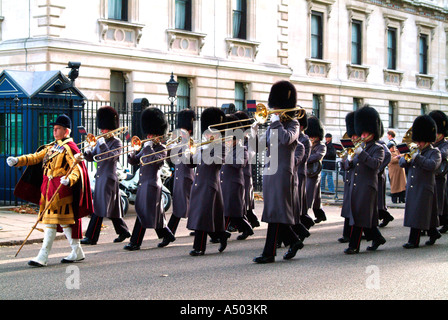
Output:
[[166, 72, 179, 131]]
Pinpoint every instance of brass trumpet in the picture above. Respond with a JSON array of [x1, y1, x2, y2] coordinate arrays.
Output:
[[401, 127, 419, 162], [208, 103, 306, 133], [92, 133, 170, 162], [78, 126, 128, 151], [139, 135, 234, 166]]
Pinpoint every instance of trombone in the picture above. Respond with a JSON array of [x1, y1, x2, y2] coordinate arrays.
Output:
[[139, 135, 234, 166], [78, 126, 128, 151], [92, 133, 170, 162], [207, 103, 306, 133]]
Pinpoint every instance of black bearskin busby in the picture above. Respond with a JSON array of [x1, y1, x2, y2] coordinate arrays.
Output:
[[412, 114, 437, 143], [268, 80, 297, 109], [345, 111, 356, 138], [97, 106, 119, 130], [429, 110, 448, 137], [176, 108, 196, 132], [200, 107, 225, 134], [224, 114, 242, 129], [141, 107, 168, 136], [298, 112, 309, 130], [305, 115, 324, 140], [354, 105, 382, 141]]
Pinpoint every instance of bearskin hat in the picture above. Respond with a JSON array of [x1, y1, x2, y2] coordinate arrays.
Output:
[[354, 105, 382, 141], [234, 110, 250, 121], [97, 106, 119, 130], [305, 115, 324, 140], [141, 107, 168, 136], [345, 111, 356, 138], [429, 110, 448, 137], [412, 114, 437, 143], [268, 80, 297, 110], [200, 107, 225, 134], [176, 108, 196, 132], [223, 114, 242, 129], [298, 112, 309, 130]]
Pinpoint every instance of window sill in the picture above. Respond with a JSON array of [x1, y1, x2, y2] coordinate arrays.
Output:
[[347, 64, 369, 81], [416, 73, 434, 89], [98, 19, 144, 46], [383, 69, 404, 86], [306, 58, 332, 77], [166, 29, 207, 55], [225, 38, 260, 61]]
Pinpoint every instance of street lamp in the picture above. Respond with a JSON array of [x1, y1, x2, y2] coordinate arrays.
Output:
[[166, 72, 179, 131]]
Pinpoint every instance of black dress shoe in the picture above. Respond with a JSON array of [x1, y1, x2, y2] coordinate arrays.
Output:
[[189, 250, 204, 256], [219, 232, 231, 252], [367, 236, 386, 251], [253, 255, 275, 263], [250, 220, 260, 228], [283, 240, 304, 260], [338, 236, 350, 243], [80, 237, 97, 245], [379, 215, 394, 228], [313, 209, 327, 224], [158, 234, 176, 247], [237, 229, 254, 240], [403, 242, 419, 249], [439, 225, 448, 234], [114, 232, 131, 243], [123, 243, 140, 251], [344, 247, 359, 254], [425, 232, 442, 246]]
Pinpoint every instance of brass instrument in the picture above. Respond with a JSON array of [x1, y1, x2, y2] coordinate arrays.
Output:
[[92, 133, 170, 162], [78, 126, 128, 151], [338, 135, 369, 158], [401, 127, 419, 163], [208, 103, 306, 133], [139, 135, 233, 167]]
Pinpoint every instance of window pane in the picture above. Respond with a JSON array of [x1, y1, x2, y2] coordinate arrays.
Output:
[[235, 82, 245, 111], [311, 13, 323, 59], [175, 0, 191, 30], [419, 35, 428, 74], [39, 113, 58, 145], [389, 101, 395, 128], [0, 113, 23, 155], [108, 0, 127, 21], [177, 77, 190, 111], [312, 94, 321, 118], [233, 0, 247, 39], [387, 28, 396, 70], [110, 71, 126, 112], [351, 21, 362, 65]]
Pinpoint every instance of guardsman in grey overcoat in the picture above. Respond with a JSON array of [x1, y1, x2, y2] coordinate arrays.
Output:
[[234, 111, 260, 228], [221, 114, 253, 240], [429, 110, 448, 234], [338, 111, 356, 243], [291, 136, 308, 241], [297, 114, 314, 230], [253, 80, 303, 264], [81, 106, 130, 245], [400, 115, 442, 248], [159, 109, 196, 247], [345, 105, 386, 254], [124, 108, 175, 251], [186, 107, 230, 256], [305, 116, 327, 224], [377, 125, 393, 228]]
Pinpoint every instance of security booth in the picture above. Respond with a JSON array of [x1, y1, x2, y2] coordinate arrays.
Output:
[[0, 69, 86, 205]]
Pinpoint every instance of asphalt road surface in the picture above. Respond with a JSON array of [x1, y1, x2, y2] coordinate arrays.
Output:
[[1, 204, 447, 303]]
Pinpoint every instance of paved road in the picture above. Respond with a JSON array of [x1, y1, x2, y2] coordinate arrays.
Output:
[[1, 203, 447, 302]]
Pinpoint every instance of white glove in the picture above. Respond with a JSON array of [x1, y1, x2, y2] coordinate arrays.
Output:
[[60, 176, 70, 186], [84, 146, 92, 153], [411, 151, 419, 160], [7, 157, 18, 167], [270, 114, 280, 123], [97, 137, 106, 145], [144, 140, 154, 148], [347, 154, 353, 162], [354, 146, 363, 155]]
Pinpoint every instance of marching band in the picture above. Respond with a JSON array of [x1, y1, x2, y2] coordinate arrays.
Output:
[[6, 80, 448, 267]]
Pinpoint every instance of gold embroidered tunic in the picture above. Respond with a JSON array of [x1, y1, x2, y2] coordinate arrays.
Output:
[[16, 138, 81, 225]]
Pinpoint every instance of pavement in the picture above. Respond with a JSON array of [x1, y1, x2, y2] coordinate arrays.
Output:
[[0, 194, 405, 248]]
